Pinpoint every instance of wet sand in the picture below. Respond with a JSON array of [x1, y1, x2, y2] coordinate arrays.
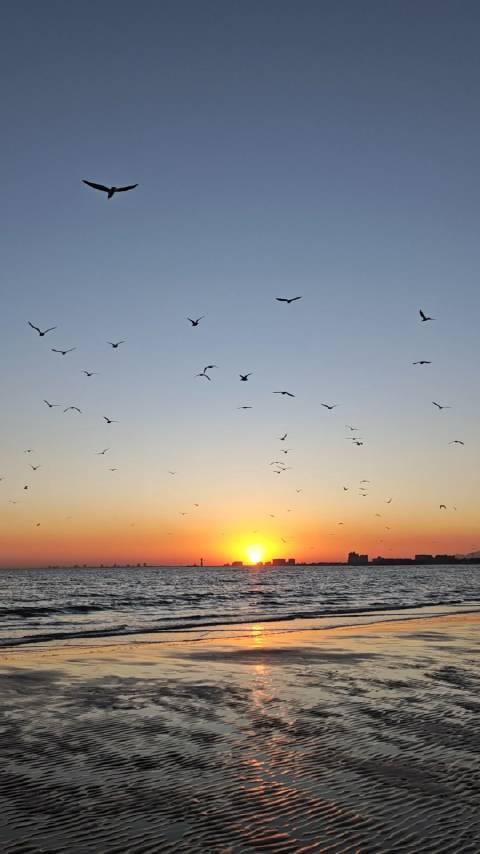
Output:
[[1, 609, 479, 852]]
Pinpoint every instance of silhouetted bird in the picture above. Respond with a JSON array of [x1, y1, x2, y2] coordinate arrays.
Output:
[[52, 348, 76, 356], [108, 468, 118, 472], [64, 406, 82, 414], [345, 425, 358, 431], [24, 449, 33, 454], [203, 365, 217, 372], [237, 405, 253, 409], [449, 440, 465, 445], [97, 449, 110, 455], [24, 485, 28, 490], [273, 391, 295, 397], [279, 433, 288, 441], [82, 371, 98, 377], [419, 309, 434, 322], [360, 480, 370, 483], [30, 465, 40, 471], [43, 400, 60, 408], [321, 403, 338, 410], [188, 316, 205, 326], [343, 486, 349, 491], [108, 340, 125, 349], [276, 297, 302, 304], [386, 497, 393, 503], [240, 373, 252, 381], [353, 441, 364, 446], [296, 489, 302, 493], [439, 504, 447, 510], [103, 416, 118, 424], [82, 179, 138, 199], [28, 321, 56, 337], [196, 371, 211, 381], [168, 471, 176, 475], [432, 401, 451, 410], [413, 361, 431, 365]]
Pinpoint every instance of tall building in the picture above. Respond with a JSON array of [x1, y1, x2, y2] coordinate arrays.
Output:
[[348, 551, 369, 565]]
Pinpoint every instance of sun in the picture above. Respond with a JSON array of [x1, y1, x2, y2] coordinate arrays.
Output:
[[245, 544, 265, 564]]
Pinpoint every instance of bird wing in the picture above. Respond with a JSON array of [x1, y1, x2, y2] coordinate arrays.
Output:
[[275, 298, 288, 302], [83, 180, 110, 192], [419, 310, 426, 320], [65, 348, 76, 353], [28, 321, 41, 333], [115, 184, 138, 192], [51, 349, 62, 353], [290, 296, 302, 301], [44, 327, 57, 334]]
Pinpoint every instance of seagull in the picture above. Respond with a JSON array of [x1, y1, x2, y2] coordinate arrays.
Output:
[[449, 440, 465, 445], [52, 348, 76, 356], [168, 471, 176, 475], [273, 391, 295, 397], [180, 512, 188, 516], [203, 365, 218, 372], [353, 441, 364, 446], [345, 425, 358, 431], [240, 373, 252, 382], [343, 486, 349, 491], [360, 480, 370, 483], [82, 371, 98, 377], [439, 504, 447, 510], [321, 403, 338, 410], [28, 321, 56, 337], [386, 498, 393, 504], [275, 297, 302, 304], [337, 521, 344, 525], [82, 179, 138, 199], [188, 316, 205, 327], [24, 449, 33, 454], [413, 361, 431, 365], [103, 416, 118, 424], [108, 340, 125, 349], [296, 489, 302, 493], [419, 309, 434, 322], [64, 406, 82, 414], [108, 468, 118, 472], [237, 405, 252, 409], [432, 401, 451, 410], [279, 433, 288, 441], [30, 465, 40, 471], [43, 400, 60, 408], [196, 371, 211, 381], [96, 449, 110, 455], [24, 485, 29, 491]]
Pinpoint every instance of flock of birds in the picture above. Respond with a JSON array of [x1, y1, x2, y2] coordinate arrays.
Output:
[[5, 180, 466, 541]]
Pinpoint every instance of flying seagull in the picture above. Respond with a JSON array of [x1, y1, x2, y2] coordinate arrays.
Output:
[[343, 486, 349, 491], [96, 449, 110, 455], [360, 480, 370, 483], [24, 449, 33, 454], [203, 365, 218, 372], [413, 361, 431, 365], [345, 425, 358, 431], [432, 401, 451, 410], [30, 465, 40, 471], [279, 433, 288, 441], [82, 371, 98, 377], [273, 391, 295, 397], [276, 297, 302, 304], [237, 405, 253, 409], [386, 498, 393, 504], [439, 504, 447, 510], [64, 406, 82, 414], [52, 348, 76, 356], [28, 321, 56, 337], [103, 416, 118, 424], [188, 316, 205, 327], [419, 309, 434, 322], [43, 400, 60, 408], [449, 440, 465, 445], [321, 403, 338, 410], [108, 468, 118, 472], [82, 179, 138, 199], [240, 373, 252, 382], [108, 340, 125, 349], [353, 441, 364, 446], [296, 489, 302, 493], [196, 371, 211, 381], [168, 471, 176, 475]]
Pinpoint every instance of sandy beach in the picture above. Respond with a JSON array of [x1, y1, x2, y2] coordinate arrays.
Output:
[[1, 608, 479, 852]]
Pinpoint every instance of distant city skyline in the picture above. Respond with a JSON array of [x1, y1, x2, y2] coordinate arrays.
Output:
[[1, 2, 480, 567]]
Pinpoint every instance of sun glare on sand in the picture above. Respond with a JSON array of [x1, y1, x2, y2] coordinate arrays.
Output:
[[245, 544, 265, 564]]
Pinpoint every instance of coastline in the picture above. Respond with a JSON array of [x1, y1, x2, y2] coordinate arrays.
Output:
[[1, 609, 479, 851]]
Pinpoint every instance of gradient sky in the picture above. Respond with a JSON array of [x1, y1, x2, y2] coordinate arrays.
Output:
[[1, 1, 480, 566]]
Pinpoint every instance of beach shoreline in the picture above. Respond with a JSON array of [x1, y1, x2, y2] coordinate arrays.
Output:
[[1, 610, 479, 851]]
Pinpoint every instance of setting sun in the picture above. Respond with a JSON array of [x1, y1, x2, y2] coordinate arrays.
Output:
[[245, 544, 265, 564]]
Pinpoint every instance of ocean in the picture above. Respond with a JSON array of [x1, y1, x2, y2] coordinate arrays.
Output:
[[0, 564, 479, 647]]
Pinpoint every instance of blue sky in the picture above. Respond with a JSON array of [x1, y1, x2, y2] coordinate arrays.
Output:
[[1, 1, 479, 564]]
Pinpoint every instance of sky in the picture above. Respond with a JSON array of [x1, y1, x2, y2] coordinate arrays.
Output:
[[1, 0, 480, 567]]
